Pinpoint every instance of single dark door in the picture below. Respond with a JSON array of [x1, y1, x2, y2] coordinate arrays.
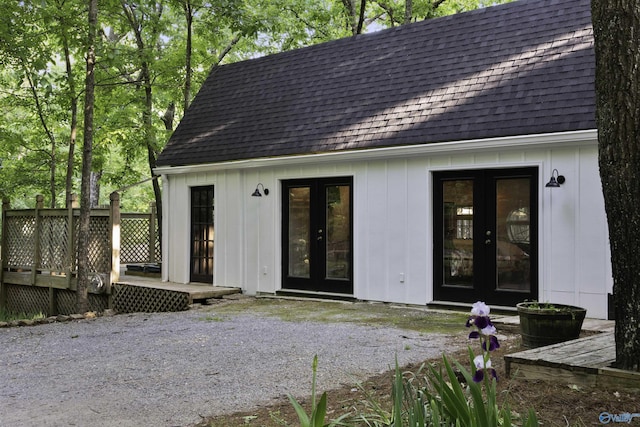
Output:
[[433, 168, 538, 306], [190, 186, 214, 283], [282, 177, 353, 294]]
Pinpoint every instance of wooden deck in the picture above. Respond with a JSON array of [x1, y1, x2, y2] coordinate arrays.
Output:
[[112, 267, 241, 312], [116, 273, 241, 304], [505, 331, 640, 390]]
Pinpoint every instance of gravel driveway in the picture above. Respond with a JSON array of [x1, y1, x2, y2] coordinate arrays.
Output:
[[0, 298, 458, 427]]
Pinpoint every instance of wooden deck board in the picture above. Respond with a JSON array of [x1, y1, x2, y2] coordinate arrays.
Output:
[[505, 332, 640, 390]]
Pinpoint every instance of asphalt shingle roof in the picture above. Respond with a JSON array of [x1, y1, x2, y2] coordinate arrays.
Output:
[[156, 0, 595, 167]]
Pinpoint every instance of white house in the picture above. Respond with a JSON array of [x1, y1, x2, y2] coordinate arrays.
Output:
[[154, 0, 613, 319]]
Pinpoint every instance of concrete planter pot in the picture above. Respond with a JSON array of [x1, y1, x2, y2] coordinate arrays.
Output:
[[516, 302, 587, 348]]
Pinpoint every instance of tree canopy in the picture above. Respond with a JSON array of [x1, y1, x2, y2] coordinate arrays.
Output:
[[0, 0, 509, 210]]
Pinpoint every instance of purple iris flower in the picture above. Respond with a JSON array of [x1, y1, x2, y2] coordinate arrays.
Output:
[[467, 301, 501, 352], [473, 355, 498, 383]]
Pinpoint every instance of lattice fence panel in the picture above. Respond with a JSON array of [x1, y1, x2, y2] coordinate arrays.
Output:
[[6, 284, 49, 314], [71, 215, 111, 274], [5, 216, 36, 268], [39, 216, 70, 272], [121, 217, 151, 264], [88, 216, 111, 273], [155, 233, 161, 263], [112, 284, 189, 313], [56, 290, 109, 315]]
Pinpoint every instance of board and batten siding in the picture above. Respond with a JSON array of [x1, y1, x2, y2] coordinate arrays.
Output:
[[157, 131, 612, 319]]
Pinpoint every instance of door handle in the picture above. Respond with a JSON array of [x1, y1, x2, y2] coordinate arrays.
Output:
[[485, 239, 491, 245]]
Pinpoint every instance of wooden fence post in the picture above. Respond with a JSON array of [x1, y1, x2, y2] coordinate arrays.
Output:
[[109, 192, 121, 301], [149, 202, 156, 264], [31, 195, 44, 287], [0, 198, 10, 310], [65, 194, 77, 292], [68, 193, 78, 208]]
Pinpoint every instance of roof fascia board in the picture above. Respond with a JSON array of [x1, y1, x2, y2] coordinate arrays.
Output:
[[155, 129, 598, 176]]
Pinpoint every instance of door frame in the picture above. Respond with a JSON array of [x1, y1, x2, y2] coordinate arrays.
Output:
[[432, 167, 539, 306], [281, 176, 354, 295]]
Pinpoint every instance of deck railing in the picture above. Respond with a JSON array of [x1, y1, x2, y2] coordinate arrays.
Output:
[[0, 193, 160, 314]]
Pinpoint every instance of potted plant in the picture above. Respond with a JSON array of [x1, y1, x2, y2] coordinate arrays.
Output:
[[516, 301, 587, 348]]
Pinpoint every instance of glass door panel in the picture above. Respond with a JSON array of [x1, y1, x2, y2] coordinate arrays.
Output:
[[288, 187, 311, 278], [496, 178, 531, 292], [442, 180, 474, 288], [326, 185, 351, 280]]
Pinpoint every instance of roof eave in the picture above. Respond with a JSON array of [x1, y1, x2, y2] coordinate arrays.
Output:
[[154, 129, 598, 176]]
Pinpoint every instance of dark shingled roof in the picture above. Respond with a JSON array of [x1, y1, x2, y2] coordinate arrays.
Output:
[[156, 0, 595, 167]]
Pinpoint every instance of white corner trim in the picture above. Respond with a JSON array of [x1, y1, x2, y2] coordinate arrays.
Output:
[[154, 129, 598, 176]]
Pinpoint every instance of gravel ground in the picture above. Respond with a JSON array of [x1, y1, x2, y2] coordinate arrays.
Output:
[[0, 300, 456, 427]]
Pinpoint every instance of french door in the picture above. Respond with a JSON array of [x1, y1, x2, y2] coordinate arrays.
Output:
[[190, 186, 214, 283], [282, 177, 353, 294], [433, 168, 538, 306]]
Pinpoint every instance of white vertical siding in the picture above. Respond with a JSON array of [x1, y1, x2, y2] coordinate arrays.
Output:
[[161, 136, 612, 318]]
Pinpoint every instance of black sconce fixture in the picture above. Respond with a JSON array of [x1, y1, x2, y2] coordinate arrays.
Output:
[[545, 169, 566, 188], [251, 183, 269, 197]]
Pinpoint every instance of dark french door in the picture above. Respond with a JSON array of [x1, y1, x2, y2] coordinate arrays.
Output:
[[282, 177, 353, 294], [433, 168, 538, 306], [190, 186, 215, 283]]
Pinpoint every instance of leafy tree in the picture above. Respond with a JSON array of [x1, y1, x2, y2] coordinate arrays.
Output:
[[592, 0, 640, 371], [77, 0, 98, 313], [0, 0, 86, 208]]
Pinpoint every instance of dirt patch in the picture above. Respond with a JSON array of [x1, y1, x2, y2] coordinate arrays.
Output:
[[197, 320, 639, 427]]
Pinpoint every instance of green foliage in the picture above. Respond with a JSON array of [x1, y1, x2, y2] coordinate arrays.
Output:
[[348, 354, 539, 427], [423, 353, 539, 427], [288, 355, 348, 427], [0, 308, 46, 323]]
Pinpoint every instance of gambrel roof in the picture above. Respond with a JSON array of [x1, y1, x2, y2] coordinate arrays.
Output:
[[156, 0, 595, 167]]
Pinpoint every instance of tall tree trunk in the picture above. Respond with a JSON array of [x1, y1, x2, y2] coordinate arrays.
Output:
[[90, 170, 102, 208], [143, 78, 163, 258], [356, 0, 366, 34], [122, 1, 164, 260], [62, 33, 78, 208], [341, 0, 360, 35], [405, 0, 412, 24], [183, 0, 193, 112], [76, 0, 98, 314], [592, 0, 640, 371]]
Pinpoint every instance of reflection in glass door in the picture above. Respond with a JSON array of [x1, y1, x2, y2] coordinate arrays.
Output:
[[434, 168, 537, 306], [282, 177, 353, 294]]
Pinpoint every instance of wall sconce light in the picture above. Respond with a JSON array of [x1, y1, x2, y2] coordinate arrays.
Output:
[[545, 169, 566, 188], [251, 183, 269, 197]]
